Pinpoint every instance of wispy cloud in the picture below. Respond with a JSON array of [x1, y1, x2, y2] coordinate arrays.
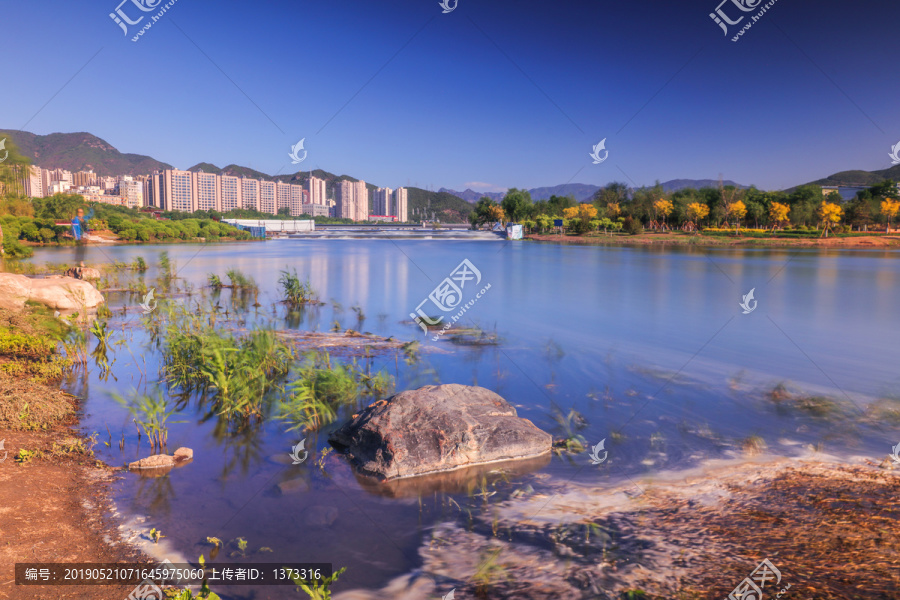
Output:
[[462, 181, 507, 193]]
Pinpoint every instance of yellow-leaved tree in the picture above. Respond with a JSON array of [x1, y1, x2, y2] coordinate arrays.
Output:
[[768, 202, 790, 231], [726, 200, 747, 227], [653, 199, 674, 225], [881, 199, 900, 230], [685, 202, 709, 226], [818, 201, 842, 236]]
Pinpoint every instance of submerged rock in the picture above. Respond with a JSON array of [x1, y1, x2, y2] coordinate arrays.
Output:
[[0, 273, 104, 311], [329, 384, 552, 480]]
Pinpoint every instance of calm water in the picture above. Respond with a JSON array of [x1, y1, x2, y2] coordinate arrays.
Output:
[[30, 240, 900, 597]]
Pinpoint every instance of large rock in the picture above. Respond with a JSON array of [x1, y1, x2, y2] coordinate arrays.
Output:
[[329, 384, 552, 480], [0, 273, 105, 311]]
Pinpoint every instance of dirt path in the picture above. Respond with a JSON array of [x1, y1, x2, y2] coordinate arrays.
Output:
[[0, 425, 148, 599]]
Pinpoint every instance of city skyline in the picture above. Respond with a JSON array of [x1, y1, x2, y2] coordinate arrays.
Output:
[[20, 163, 410, 221], [1, 1, 898, 194]]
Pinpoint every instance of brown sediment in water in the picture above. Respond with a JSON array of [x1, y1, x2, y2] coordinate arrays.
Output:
[[334, 456, 900, 600]]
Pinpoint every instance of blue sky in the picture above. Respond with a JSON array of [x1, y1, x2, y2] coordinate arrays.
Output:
[[2, 0, 897, 192]]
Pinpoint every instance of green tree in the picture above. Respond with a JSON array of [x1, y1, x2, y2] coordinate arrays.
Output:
[[500, 188, 532, 223]]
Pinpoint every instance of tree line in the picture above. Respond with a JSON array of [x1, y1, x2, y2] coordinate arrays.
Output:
[[467, 181, 900, 234]]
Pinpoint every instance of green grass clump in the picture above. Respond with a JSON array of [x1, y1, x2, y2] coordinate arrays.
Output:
[[279, 268, 318, 305], [225, 269, 257, 290]]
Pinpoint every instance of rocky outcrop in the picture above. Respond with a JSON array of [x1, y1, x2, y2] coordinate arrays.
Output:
[[329, 384, 552, 480], [0, 273, 105, 311]]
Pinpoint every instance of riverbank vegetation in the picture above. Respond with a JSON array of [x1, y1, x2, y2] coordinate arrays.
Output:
[[468, 179, 900, 238]]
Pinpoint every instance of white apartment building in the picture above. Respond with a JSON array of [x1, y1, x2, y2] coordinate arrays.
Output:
[[220, 175, 242, 213], [307, 176, 327, 205], [335, 180, 369, 221], [193, 171, 220, 212], [276, 182, 293, 214], [373, 187, 392, 215], [393, 187, 408, 222], [241, 177, 260, 211], [259, 180, 277, 215], [118, 176, 144, 208], [24, 166, 44, 198]]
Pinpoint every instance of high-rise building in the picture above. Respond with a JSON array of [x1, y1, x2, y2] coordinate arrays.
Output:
[[335, 180, 369, 221], [335, 180, 354, 220], [74, 170, 99, 187], [259, 180, 277, 215], [24, 166, 44, 198], [276, 181, 293, 214], [393, 187, 408, 222], [118, 176, 144, 208], [100, 176, 118, 191], [290, 184, 305, 217], [193, 171, 220, 212], [353, 180, 368, 222], [307, 177, 327, 205], [373, 187, 392, 215], [164, 169, 194, 212], [220, 175, 242, 213], [241, 177, 260, 211]]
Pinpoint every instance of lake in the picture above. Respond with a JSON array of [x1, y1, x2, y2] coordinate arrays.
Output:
[[29, 239, 900, 598]]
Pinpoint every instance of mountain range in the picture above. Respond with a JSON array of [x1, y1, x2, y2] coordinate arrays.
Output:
[[2, 130, 897, 221]]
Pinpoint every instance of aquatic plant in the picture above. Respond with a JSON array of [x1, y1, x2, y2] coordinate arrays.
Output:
[[549, 404, 588, 454], [160, 306, 294, 424], [115, 389, 183, 452], [133, 256, 147, 271], [276, 351, 392, 433], [279, 268, 317, 305], [207, 273, 223, 289], [289, 566, 346, 600], [225, 269, 257, 290]]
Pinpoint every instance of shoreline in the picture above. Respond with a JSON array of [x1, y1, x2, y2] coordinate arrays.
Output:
[[527, 232, 900, 249]]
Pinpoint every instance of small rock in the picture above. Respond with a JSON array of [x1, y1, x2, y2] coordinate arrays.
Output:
[[303, 505, 338, 527], [276, 477, 311, 496], [128, 454, 176, 470], [173, 447, 193, 461], [268, 454, 296, 466]]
